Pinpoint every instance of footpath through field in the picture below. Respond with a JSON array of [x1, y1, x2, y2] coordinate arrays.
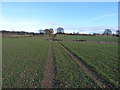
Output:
[[41, 43, 55, 88], [58, 41, 116, 88]]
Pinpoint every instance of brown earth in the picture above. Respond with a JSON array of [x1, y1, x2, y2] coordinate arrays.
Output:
[[41, 43, 55, 88]]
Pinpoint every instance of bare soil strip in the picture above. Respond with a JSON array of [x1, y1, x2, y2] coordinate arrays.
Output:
[[58, 41, 116, 88], [41, 43, 55, 88]]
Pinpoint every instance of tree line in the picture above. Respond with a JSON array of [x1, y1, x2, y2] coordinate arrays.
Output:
[[1, 27, 120, 37]]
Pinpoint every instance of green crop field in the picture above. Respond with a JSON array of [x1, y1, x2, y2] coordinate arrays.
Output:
[[56, 34, 118, 42], [62, 42, 119, 87], [52, 42, 99, 88], [2, 35, 119, 88], [2, 38, 49, 88]]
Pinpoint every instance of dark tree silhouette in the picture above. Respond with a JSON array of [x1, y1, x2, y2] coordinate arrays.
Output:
[[103, 29, 112, 36], [57, 27, 64, 34]]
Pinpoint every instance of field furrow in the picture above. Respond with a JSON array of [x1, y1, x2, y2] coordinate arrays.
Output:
[[41, 42, 55, 88], [52, 41, 99, 88], [2, 35, 119, 88], [61, 41, 119, 88], [58, 41, 110, 88]]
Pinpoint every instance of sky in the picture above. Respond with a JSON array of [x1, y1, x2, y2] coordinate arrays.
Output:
[[0, 2, 118, 34]]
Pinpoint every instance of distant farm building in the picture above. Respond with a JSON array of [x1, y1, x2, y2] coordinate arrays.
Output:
[[57, 27, 64, 34], [103, 29, 112, 36]]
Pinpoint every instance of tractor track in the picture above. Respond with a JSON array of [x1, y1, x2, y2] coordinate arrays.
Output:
[[57, 41, 116, 88], [41, 43, 55, 88]]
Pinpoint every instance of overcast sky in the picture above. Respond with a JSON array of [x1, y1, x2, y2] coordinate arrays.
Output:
[[0, 2, 118, 34]]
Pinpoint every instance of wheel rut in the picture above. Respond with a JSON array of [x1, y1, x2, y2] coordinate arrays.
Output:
[[41, 43, 55, 88], [58, 41, 116, 88]]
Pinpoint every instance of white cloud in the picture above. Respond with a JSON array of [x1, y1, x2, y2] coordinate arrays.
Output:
[[0, 17, 48, 32], [0, 17, 118, 34], [64, 26, 118, 34], [92, 13, 117, 21]]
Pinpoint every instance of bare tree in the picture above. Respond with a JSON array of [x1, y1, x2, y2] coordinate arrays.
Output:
[[103, 29, 112, 36], [57, 27, 64, 34], [39, 29, 44, 34], [44, 28, 54, 36], [116, 30, 120, 35]]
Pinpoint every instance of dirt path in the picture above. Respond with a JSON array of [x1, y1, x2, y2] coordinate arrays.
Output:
[[41, 43, 55, 88], [58, 41, 115, 88]]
